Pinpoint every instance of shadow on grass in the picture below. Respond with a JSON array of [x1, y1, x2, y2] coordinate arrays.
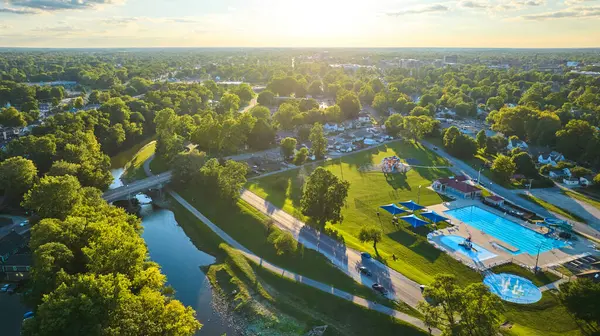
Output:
[[385, 173, 411, 191]]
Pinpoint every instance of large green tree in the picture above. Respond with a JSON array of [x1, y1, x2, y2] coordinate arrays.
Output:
[[300, 167, 350, 227], [309, 123, 327, 160], [22, 175, 83, 220], [280, 137, 297, 159], [0, 156, 38, 205], [559, 279, 600, 327], [336, 91, 361, 120], [358, 226, 383, 255], [491, 155, 517, 182], [418, 274, 503, 336]]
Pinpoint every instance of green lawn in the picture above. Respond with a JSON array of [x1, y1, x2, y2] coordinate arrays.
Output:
[[119, 141, 156, 181], [564, 190, 600, 211], [173, 188, 418, 316], [110, 137, 156, 169], [149, 155, 169, 174], [247, 140, 481, 286], [490, 263, 560, 287], [519, 194, 587, 223], [502, 291, 582, 336]]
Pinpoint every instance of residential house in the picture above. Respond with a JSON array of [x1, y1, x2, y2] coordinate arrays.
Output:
[[1, 253, 32, 281], [538, 151, 565, 167], [563, 177, 580, 186], [507, 138, 529, 151], [432, 176, 481, 199], [549, 168, 571, 179], [323, 123, 340, 132], [0, 231, 27, 263], [357, 113, 371, 124]]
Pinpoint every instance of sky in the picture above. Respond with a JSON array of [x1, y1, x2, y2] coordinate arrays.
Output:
[[0, 0, 599, 48]]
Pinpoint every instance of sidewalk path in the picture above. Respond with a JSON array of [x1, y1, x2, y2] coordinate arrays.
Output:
[[240, 190, 426, 309], [539, 278, 568, 292]]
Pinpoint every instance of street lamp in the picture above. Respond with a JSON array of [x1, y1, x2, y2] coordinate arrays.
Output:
[[534, 243, 542, 274], [418, 185, 422, 204]]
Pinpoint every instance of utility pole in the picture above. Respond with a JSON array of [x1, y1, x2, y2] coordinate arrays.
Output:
[[478, 168, 482, 184], [534, 244, 542, 273], [418, 185, 422, 204], [529, 179, 534, 192]]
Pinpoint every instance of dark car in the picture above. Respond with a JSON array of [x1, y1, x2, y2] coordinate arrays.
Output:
[[372, 283, 387, 295], [358, 266, 372, 276], [360, 252, 372, 260]]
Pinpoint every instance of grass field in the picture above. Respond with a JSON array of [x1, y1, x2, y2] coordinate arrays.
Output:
[[564, 190, 600, 211], [110, 137, 155, 169], [120, 141, 156, 181], [490, 263, 560, 287], [247, 140, 481, 286], [519, 194, 587, 223], [173, 189, 418, 316]]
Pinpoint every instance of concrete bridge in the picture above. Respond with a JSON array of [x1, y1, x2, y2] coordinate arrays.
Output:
[[102, 172, 173, 202]]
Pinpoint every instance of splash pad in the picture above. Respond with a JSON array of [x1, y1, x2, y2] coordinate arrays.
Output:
[[483, 273, 542, 304]]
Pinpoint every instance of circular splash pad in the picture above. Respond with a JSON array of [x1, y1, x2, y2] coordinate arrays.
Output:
[[483, 273, 542, 304]]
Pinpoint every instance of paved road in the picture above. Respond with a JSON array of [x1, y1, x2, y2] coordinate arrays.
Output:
[[420, 141, 600, 239], [102, 172, 172, 202], [169, 188, 438, 334], [240, 190, 426, 309], [524, 188, 600, 230], [0, 215, 29, 240]]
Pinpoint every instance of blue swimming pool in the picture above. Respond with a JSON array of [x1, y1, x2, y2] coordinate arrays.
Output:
[[439, 235, 497, 261], [445, 206, 565, 255]]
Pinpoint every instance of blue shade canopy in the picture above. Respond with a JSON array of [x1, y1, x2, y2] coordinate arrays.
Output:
[[398, 200, 425, 212], [379, 204, 407, 215], [420, 211, 449, 223], [400, 214, 429, 228]]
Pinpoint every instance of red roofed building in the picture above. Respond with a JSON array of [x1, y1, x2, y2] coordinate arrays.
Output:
[[485, 195, 505, 206], [433, 176, 482, 199]]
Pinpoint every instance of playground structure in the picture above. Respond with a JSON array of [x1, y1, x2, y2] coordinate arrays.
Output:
[[380, 156, 411, 174], [459, 235, 478, 252], [539, 218, 573, 238]]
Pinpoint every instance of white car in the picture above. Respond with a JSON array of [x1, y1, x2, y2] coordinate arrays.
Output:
[[1, 284, 9, 292], [19, 220, 29, 227]]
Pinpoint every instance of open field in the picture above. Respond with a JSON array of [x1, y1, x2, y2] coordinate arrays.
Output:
[[519, 194, 587, 223], [120, 141, 156, 181], [247, 140, 482, 286], [110, 137, 156, 169]]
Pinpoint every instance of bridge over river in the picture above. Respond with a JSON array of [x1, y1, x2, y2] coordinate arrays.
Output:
[[102, 172, 173, 202]]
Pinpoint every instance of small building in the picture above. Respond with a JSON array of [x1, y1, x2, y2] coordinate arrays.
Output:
[[433, 177, 482, 199], [323, 123, 340, 132], [0, 253, 32, 281], [563, 177, 580, 186], [0, 231, 27, 263], [538, 151, 565, 167], [507, 138, 529, 151], [550, 168, 571, 179], [485, 195, 505, 206]]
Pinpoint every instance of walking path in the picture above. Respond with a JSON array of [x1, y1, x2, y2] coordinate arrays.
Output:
[[539, 278, 569, 292], [240, 190, 426, 309], [145, 157, 439, 334]]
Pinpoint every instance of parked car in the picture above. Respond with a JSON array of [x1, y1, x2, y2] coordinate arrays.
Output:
[[360, 252, 372, 260], [419, 285, 427, 292], [6, 285, 15, 294], [0, 284, 9, 292], [19, 220, 29, 227], [358, 266, 372, 277], [372, 283, 387, 295], [23, 312, 34, 320]]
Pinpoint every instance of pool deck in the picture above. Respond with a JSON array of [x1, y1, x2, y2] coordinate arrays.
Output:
[[427, 199, 599, 271]]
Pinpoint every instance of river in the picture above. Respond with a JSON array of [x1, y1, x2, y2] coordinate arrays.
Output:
[[110, 169, 237, 336]]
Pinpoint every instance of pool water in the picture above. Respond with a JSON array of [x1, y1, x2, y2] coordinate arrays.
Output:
[[446, 206, 565, 255], [439, 235, 497, 261]]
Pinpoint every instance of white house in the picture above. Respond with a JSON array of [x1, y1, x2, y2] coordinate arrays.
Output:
[[538, 151, 565, 167], [549, 168, 572, 179], [357, 115, 371, 124], [323, 123, 339, 132], [563, 177, 580, 186], [507, 138, 529, 151]]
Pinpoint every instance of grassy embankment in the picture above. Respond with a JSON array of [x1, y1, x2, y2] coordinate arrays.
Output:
[[169, 198, 427, 336], [563, 190, 600, 211], [110, 137, 155, 170], [247, 140, 584, 336], [518, 194, 587, 223]]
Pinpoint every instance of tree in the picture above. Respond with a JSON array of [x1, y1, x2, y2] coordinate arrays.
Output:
[[559, 279, 600, 326], [100, 97, 131, 124], [418, 274, 503, 336], [300, 167, 350, 227], [486, 96, 504, 111], [0, 156, 37, 205], [556, 119, 598, 162], [249, 105, 271, 121], [73, 97, 84, 109], [274, 103, 300, 131], [280, 137, 297, 159], [233, 83, 254, 104], [358, 226, 383, 254], [0, 107, 27, 128], [217, 160, 248, 201], [336, 91, 361, 120], [443, 126, 477, 159], [268, 230, 298, 256], [403, 116, 437, 140], [410, 106, 430, 116], [511, 152, 537, 178], [491, 155, 517, 182], [220, 92, 241, 113], [47, 160, 80, 177], [294, 147, 309, 165], [172, 150, 207, 186], [22, 175, 82, 220], [248, 119, 276, 150], [309, 123, 327, 160], [372, 92, 389, 113], [358, 85, 375, 103], [570, 166, 593, 178], [594, 173, 600, 187], [308, 81, 323, 97], [485, 134, 508, 155], [476, 130, 487, 150], [257, 90, 275, 106], [384, 114, 404, 136]]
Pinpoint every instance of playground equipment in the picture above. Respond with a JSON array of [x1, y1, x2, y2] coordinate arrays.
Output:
[[380, 156, 410, 174], [459, 236, 478, 252], [540, 218, 573, 237]]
